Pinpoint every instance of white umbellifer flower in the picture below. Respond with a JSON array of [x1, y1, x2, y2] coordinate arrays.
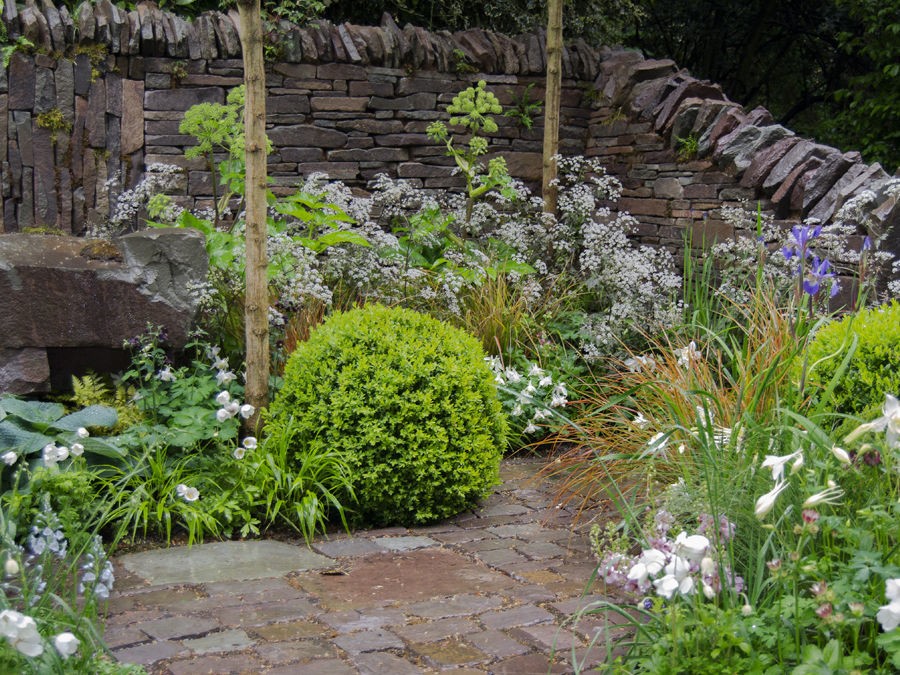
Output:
[[53, 632, 79, 659], [182, 487, 200, 502], [0, 610, 44, 657], [70, 443, 84, 457], [76, 427, 89, 439], [215, 391, 231, 406], [1, 451, 17, 466], [233, 447, 246, 460], [242, 437, 258, 450], [755, 480, 789, 519], [239, 404, 255, 419]]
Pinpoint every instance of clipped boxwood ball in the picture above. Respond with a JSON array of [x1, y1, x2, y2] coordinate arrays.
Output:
[[267, 304, 506, 526]]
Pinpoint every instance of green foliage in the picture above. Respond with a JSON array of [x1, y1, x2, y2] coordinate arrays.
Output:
[[451, 48, 477, 75], [504, 83, 543, 130], [35, 109, 72, 144], [1, 37, 33, 69], [70, 373, 143, 433], [804, 300, 900, 417], [267, 304, 506, 526], [675, 133, 700, 161]]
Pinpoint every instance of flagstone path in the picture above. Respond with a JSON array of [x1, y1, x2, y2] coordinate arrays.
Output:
[[104, 456, 623, 674]]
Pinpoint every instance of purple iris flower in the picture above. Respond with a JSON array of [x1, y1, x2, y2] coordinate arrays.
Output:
[[782, 224, 822, 262], [804, 256, 840, 297]]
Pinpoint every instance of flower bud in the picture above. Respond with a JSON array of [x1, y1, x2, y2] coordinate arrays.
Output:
[[4, 558, 19, 576]]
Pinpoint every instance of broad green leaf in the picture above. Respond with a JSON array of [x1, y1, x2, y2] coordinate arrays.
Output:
[[54, 405, 118, 432], [0, 398, 65, 428], [0, 420, 53, 454]]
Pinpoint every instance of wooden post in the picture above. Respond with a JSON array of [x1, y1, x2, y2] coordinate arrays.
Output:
[[236, 0, 269, 429], [542, 0, 563, 214]]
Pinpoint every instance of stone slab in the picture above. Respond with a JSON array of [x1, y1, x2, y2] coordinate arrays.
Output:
[[118, 540, 334, 585]]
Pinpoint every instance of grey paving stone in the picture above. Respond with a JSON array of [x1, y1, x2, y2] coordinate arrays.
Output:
[[491, 653, 571, 674], [113, 639, 186, 666], [392, 616, 480, 642], [353, 651, 426, 674], [475, 547, 532, 567], [466, 628, 531, 658], [314, 537, 387, 557], [412, 638, 488, 669], [517, 541, 570, 560], [332, 628, 404, 654], [265, 658, 357, 675], [256, 637, 337, 664], [373, 535, 439, 551], [217, 599, 321, 628], [118, 540, 334, 585], [140, 615, 220, 640], [481, 604, 556, 630], [405, 593, 504, 619], [166, 652, 262, 674], [180, 629, 254, 655], [318, 608, 407, 633], [479, 503, 532, 517], [511, 623, 585, 651]]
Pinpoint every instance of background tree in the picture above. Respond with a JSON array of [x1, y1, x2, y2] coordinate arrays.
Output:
[[236, 0, 269, 428], [542, 0, 563, 213]]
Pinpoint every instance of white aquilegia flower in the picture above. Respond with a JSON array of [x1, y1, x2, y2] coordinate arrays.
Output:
[[876, 578, 900, 632], [528, 363, 545, 378], [157, 366, 176, 382], [216, 370, 237, 386], [760, 450, 803, 483], [242, 437, 258, 450], [845, 393, 900, 448], [755, 480, 789, 519], [53, 632, 79, 659], [2, 451, 17, 466], [0, 610, 44, 657], [70, 443, 84, 457], [673, 532, 710, 562], [803, 482, 844, 508], [76, 427, 89, 439], [213, 356, 229, 371], [504, 367, 522, 384], [523, 423, 539, 435], [239, 404, 255, 419]]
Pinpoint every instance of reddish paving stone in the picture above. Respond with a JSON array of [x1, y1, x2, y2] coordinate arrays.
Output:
[[318, 607, 406, 633], [264, 658, 356, 675], [405, 593, 504, 619], [291, 549, 514, 610], [217, 599, 320, 628], [102, 624, 149, 649]]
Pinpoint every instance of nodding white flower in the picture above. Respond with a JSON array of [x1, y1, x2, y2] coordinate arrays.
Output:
[[523, 423, 540, 435], [216, 370, 237, 386], [0, 610, 44, 657], [53, 632, 79, 659], [494, 373, 505, 385], [181, 486, 200, 502], [755, 480, 789, 520], [216, 408, 232, 423], [702, 581, 716, 599], [239, 404, 255, 419], [4, 558, 19, 576], [76, 427, 89, 439], [242, 437, 258, 450], [761, 450, 803, 483], [700, 557, 717, 576], [639, 549, 667, 576], [504, 367, 522, 383], [1, 451, 17, 466], [538, 375, 553, 388], [233, 447, 246, 460], [225, 401, 241, 416], [791, 452, 804, 474], [215, 391, 231, 406], [653, 574, 680, 600], [70, 443, 84, 457], [674, 532, 710, 562], [830, 445, 852, 465], [528, 364, 545, 377], [176, 484, 188, 497], [56, 446, 69, 461], [876, 579, 900, 632], [845, 393, 900, 448], [803, 483, 844, 508]]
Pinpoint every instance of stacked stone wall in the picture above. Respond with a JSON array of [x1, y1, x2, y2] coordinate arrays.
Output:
[[1, 2, 897, 258]]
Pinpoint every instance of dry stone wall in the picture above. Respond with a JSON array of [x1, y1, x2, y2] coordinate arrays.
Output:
[[1, 2, 898, 257]]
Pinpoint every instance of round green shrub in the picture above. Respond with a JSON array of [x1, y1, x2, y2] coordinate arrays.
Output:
[[267, 304, 506, 526], [804, 300, 900, 417]]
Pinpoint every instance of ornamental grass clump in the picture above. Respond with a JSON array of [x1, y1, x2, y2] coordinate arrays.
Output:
[[267, 304, 506, 526]]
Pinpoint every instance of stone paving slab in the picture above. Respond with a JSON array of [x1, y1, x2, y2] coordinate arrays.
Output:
[[104, 457, 612, 673]]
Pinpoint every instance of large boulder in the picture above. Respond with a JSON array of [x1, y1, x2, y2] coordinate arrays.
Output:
[[0, 228, 207, 393]]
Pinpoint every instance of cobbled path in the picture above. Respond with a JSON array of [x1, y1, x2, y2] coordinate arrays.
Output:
[[104, 457, 619, 674]]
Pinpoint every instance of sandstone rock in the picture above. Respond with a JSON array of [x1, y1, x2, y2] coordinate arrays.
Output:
[[0, 230, 206, 354], [740, 136, 800, 188], [762, 140, 831, 192], [0, 348, 50, 394], [800, 152, 857, 217], [653, 79, 726, 132]]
